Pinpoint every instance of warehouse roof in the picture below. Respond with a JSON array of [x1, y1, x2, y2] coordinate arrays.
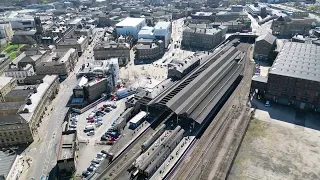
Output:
[[269, 42, 320, 82], [116, 17, 145, 27], [0, 77, 14, 90]]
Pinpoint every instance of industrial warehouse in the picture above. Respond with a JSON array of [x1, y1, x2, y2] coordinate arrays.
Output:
[[252, 42, 320, 111]]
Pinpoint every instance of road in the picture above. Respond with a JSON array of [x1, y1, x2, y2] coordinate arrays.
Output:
[[21, 27, 106, 180], [247, 13, 272, 36], [271, 3, 320, 22]]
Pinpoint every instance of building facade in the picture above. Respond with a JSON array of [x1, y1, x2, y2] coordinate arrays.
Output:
[[115, 17, 146, 40], [134, 39, 164, 61], [0, 77, 17, 102], [253, 33, 277, 61], [56, 37, 88, 56], [182, 25, 226, 50], [94, 42, 130, 66], [5, 64, 35, 84], [0, 75, 59, 147], [271, 16, 316, 38], [252, 42, 320, 112], [35, 48, 78, 78], [0, 23, 14, 40]]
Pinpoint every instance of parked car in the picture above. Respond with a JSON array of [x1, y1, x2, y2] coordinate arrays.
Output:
[[98, 106, 105, 111], [111, 104, 117, 109], [101, 150, 108, 154], [91, 163, 100, 168], [87, 119, 94, 123], [91, 158, 101, 164], [69, 124, 76, 128], [87, 165, 97, 172], [87, 130, 95, 136], [265, 100, 270, 107], [82, 171, 91, 177], [100, 135, 108, 141], [97, 153, 107, 158]]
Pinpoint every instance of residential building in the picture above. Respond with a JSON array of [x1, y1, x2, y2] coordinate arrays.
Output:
[[11, 47, 48, 70], [57, 130, 78, 180], [93, 41, 130, 66], [5, 64, 35, 84], [115, 17, 146, 40], [0, 77, 17, 102], [214, 11, 247, 22], [56, 36, 88, 56], [35, 48, 78, 79], [206, 0, 220, 8], [212, 20, 251, 33], [0, 23, 14, 40], [134, 39, 164, 61], [190, 12, 214, 22], [254, 33, 277, 61], [182, 25, 226, 50], [0, 149, 21, 180], [271, 16, 317, 38], [0, 75, 59, 147], [252, 42, 320, 111], [231, 5, 244, 12]]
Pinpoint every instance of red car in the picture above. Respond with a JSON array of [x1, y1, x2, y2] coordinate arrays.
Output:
[[98, 106, 105, 111], [87, 119, 94, 123]]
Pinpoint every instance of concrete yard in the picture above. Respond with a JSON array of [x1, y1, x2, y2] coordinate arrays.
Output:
[[228, 100, 320, 180]]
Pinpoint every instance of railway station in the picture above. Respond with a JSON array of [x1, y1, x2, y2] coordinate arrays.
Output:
[[91, 34, 255, 180]]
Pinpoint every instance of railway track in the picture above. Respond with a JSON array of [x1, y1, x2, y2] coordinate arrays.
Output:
[[170, 43, 253, 180], [95, 111, 174, 180]]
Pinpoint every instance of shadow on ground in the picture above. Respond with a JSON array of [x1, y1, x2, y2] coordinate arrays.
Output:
[[251, 98, 320, 131]]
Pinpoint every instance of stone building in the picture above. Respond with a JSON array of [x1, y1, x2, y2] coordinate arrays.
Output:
[[0, 75, 59, 147]]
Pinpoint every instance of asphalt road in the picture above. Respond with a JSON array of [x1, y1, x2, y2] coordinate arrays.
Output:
[[22, 27, 106, 180]]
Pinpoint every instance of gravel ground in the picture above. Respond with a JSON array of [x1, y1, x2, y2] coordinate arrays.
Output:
[[228, 107, 320, 180]]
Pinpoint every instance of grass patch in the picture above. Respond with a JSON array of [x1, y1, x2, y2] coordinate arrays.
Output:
[[245, 119, 268, 138], [5, 44, 19, 54], [10, 52, 18, 60]]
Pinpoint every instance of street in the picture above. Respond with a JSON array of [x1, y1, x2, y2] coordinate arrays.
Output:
[[20, 28, 106, 180]]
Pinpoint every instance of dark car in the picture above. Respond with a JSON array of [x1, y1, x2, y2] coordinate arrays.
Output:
[[82, 171, 91, 177], [100, 135, 108, 141], [101, 150, 108, 154]]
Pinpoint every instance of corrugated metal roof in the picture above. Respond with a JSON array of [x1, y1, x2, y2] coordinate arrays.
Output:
[[269, 42, 320, 82]]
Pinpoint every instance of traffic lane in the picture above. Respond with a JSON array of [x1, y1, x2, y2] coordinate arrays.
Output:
[[29, 78, 78, 179]]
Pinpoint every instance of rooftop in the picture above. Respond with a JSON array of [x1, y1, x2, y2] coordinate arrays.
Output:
[[40, 48, 76, 65], [0, 149, 17, 177], [256, 33, 277, 45], [154, 21, 171, 30], [192, 12, 213, 16], [19, 75, 58, 122], [116, 17, 145, 27], [58, 132, 76, 161], [0, 101, 24, 111], [0, 115, 26, 125], [269, 42, 320, 82], [0, 77, 14, 89]]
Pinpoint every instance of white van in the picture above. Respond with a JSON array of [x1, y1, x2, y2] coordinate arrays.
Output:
[[85, 125, 95, 132]]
